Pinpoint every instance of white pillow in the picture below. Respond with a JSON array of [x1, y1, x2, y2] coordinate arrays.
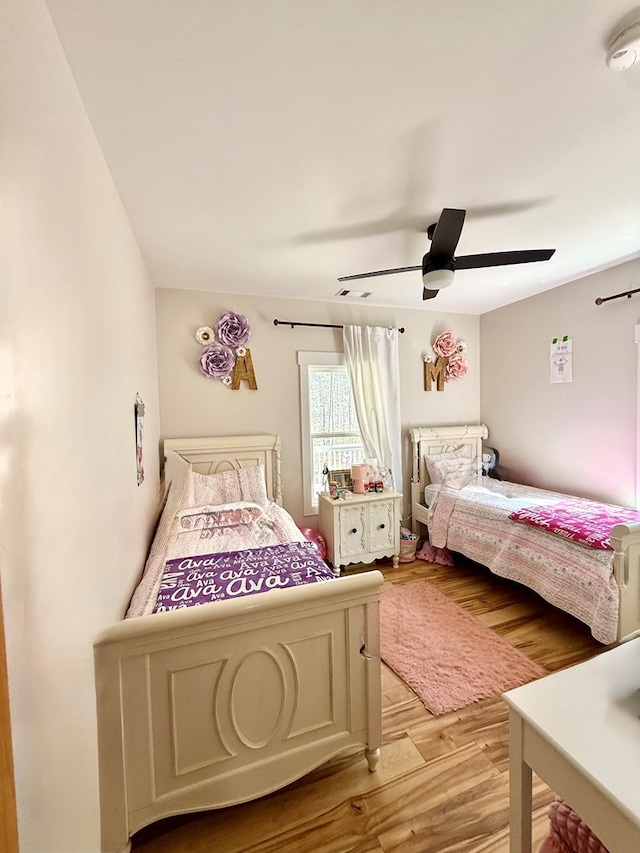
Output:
[[429, 456, 476, 490], [191, 464, 269, 506], [176, 501, 265, 532], [424, 445, 471, 484]]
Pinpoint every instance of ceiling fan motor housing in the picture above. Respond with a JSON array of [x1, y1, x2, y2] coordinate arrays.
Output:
[[606, 23, 640, 70], [422, 255, 455, 289]]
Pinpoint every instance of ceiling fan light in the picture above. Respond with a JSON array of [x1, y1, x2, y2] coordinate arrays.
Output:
[[422, 267, 455, 290]]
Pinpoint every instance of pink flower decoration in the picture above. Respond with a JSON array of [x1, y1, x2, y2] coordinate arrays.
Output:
[[445, 353, 468, 381], [433, 331, 458, 358]]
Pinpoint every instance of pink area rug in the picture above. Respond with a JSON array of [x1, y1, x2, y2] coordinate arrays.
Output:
[[379, 581, 546, 715]]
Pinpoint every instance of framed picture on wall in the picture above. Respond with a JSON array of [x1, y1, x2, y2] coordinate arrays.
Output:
[[329, 469, 352, 490]]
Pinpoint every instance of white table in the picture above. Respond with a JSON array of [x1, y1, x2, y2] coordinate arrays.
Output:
[[504, 638, 640, 853]]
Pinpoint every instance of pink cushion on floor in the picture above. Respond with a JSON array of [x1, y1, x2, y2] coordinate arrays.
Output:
[[539, 835, 560, 853], [415, 540, 455, 566], [539, 799, 610, 853]]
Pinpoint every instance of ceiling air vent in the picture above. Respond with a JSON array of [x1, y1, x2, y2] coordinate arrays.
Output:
[[336, 288, 372, 298]]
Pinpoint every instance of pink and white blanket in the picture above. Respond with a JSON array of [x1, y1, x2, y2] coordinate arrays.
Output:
[[426, 480, 621, 644]]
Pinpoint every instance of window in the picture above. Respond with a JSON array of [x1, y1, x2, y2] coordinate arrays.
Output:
[[298, 352, 366, 515]]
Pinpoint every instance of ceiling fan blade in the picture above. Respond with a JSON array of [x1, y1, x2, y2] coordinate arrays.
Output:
[[422, 288, 439, 300], [429, 208, 466, 257], [294, 213, 433, 244], [455, 249, 556, 270], [337, 265, 421, 282], [296, 199, 552, 245]]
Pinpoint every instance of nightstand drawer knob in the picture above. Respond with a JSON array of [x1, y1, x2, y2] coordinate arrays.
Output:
[[379, 523, 385, 529], [350, 528, 357, 534]]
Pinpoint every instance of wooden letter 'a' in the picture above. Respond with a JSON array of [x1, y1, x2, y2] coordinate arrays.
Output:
[[424, 356, 446, 392], [231, 348, 258, 390]]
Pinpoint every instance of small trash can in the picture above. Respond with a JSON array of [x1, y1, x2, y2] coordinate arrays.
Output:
[[399, 527, 419, 563]]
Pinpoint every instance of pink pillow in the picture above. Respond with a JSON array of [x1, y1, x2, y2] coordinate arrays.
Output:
[[298, 527, 328, 560], [542, 799, 610, 853]]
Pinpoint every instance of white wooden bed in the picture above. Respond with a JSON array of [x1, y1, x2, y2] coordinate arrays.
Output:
[[94, 435, 383, 853], [410, 424, 640, 644]]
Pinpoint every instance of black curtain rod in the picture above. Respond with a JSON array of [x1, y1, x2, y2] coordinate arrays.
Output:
[[595, 286, 640, 305], [273, 319, 405, 333]]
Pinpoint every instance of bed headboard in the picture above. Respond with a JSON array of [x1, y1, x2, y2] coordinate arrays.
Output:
[[163, 434, 283, 505], [409, 425, 488, 524]]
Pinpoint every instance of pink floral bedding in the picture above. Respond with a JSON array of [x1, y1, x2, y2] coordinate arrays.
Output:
[[508, 498, 640, 550], [425, 480, 619, 643]]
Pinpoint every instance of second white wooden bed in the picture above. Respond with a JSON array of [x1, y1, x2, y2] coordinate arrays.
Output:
[[94, 435, 383, 853], [410, 424, 640, 644]]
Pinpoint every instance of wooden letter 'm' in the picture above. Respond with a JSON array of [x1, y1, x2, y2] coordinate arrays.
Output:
[[424, 356, 446, 392]]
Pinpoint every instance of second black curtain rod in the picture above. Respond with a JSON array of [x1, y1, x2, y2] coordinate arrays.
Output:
[[595, 286, 640, 305]]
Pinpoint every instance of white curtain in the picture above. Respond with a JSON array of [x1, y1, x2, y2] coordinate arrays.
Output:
[[343, 325, 403, 494]]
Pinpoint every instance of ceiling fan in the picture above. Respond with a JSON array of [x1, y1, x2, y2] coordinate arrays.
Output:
[[337, 207, 556, 300]]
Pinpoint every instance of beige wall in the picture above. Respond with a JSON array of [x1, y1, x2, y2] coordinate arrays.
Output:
[[155, 288, 481, 526], [481, 258, 640, 507], [1, 2, 161, 851]]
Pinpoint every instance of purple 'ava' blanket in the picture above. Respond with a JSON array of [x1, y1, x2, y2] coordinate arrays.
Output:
[[153, 541, 334, 612]]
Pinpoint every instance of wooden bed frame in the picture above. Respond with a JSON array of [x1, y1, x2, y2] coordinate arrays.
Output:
[[409, 424, 640, 643], [94, 435, 383, 853]]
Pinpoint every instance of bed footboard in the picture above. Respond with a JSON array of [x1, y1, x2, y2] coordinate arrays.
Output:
[[611, 521, 640, 641], [94, 571, 383, 853]]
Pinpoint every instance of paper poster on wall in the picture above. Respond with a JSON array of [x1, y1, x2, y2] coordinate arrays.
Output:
[[550, 337, 572, 383]]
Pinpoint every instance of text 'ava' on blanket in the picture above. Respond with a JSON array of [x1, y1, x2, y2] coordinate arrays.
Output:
[[153, 541, 335, 612]]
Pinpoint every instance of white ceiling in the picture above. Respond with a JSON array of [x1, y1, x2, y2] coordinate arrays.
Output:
[[47, 1, 640, 314]]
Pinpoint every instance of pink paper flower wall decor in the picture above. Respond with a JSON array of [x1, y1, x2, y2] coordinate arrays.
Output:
[[445, 352, 468, 380], [432, 331, 458, 358], [423, 330, 469, 391]]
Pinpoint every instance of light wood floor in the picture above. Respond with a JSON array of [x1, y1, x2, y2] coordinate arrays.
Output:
[[132, 556, 605, 853]]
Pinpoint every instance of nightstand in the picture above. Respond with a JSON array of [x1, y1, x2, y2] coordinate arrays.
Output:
[[318, 490, 402, 574]]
